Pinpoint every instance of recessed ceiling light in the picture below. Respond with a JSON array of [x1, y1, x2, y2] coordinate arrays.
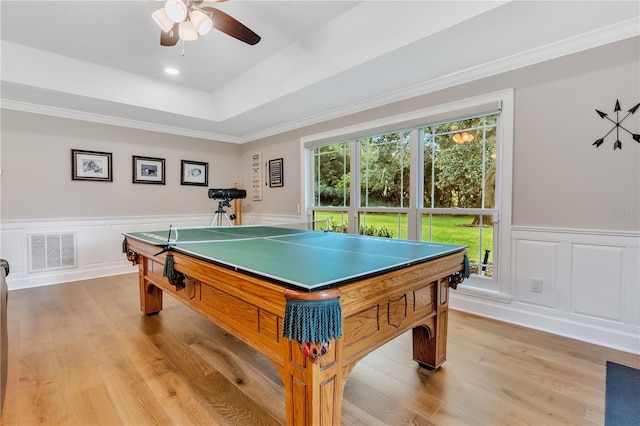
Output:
[[165, 67, 180, 75]]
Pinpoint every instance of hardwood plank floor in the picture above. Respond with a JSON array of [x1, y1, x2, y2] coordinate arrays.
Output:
[[1, 273, 638, 425]]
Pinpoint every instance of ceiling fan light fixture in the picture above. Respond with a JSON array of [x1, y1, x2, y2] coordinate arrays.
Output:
[[152, 8, 174, 33], [153, 0, 260, 46], [164, 0, 187, 23], [190, 9, 212, 35], [179, 21, 198, 41]]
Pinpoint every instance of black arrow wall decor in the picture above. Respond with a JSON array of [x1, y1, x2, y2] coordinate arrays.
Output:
[[592, 99, 640, 150]]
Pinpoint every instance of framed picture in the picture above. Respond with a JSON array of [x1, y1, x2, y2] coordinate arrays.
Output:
[[251, 151, 262, 200], [71, 149, 112, 182], [181, 160, 208, 186], [132, 155, 165, 184], [269, 158, 284, 188]]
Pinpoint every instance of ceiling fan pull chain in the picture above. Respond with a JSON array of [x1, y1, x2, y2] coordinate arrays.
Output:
[[181, 39, 186, 56]]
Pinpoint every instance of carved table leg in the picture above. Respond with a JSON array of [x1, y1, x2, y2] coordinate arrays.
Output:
[[138, 260, 162, 315], [282, 338, 345, 425], [412, 278, 449, 369]]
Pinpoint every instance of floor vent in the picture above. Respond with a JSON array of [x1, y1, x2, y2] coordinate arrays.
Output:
[[28, 232, 77, 272]]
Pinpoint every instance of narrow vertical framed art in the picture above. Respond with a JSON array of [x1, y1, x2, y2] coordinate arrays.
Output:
[[251, 152, 262, 200], [269, 158, 284, 187]]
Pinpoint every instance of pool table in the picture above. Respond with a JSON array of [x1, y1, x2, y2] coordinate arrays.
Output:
[[123, 225, 467, 425]]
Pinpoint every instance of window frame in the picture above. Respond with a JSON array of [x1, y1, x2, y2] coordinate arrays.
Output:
[[418, 113, 500, 289], [301, 89, 514, 298]]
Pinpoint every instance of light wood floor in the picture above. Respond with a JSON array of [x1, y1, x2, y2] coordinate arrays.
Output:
[[1, 273, 638, 425]]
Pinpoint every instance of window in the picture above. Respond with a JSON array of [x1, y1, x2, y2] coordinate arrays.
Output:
[[421, 114, 498, 278], [359, 131, 411, 209], [312, 142, 350, 232], [313, 142, 350, 208], [358, 131, 411, 238], [303, 90, 513, 295]]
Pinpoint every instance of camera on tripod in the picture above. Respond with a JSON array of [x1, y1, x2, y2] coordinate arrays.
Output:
[[208, 188, 246, 226]]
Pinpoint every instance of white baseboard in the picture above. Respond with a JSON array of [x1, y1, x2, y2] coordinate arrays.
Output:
[[7, 263, 137, 291], [450, 290, 640, 355]]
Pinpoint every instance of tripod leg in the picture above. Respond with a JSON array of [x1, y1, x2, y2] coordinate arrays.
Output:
[[210, 199, 235, 226]]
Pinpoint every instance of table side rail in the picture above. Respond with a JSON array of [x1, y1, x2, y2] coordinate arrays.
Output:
[[338, 251, 463, 312], [126, 238, 290, 368], [126, 238, 288, 315], [143, 260, 289, 366], [338, 251, 464, 366]]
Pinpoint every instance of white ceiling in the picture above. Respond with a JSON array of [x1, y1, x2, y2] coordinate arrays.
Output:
[[1, 1, 639, 143]]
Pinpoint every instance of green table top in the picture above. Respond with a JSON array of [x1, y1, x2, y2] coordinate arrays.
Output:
[[124, 225, 466, 291]]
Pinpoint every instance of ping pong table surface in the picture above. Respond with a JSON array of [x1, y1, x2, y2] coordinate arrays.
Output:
[[124, 225, 466, 291]]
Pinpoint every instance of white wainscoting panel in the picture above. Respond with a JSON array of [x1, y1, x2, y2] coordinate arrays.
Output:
[[514, 240, 558, 309], [0, 229, 24, 274], [0, 214, 211, 290], [241, 213, 304, 226], [571, 244, 623, 321], [622, 246, 640, 327], [452, 226, 639, 354], [78, 226, 106, 266]]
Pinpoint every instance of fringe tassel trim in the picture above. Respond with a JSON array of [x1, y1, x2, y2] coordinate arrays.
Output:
[[163, 254, 178, 279], [283, 298, 342, 343]]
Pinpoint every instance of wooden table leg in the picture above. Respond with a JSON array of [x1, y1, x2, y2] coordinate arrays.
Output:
[[412, 277, 449, 369], [138, 260, 162, 315], [282, 338, 344, 425]]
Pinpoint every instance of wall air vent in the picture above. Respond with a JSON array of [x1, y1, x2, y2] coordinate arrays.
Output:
[[28, 232, 77, 272]]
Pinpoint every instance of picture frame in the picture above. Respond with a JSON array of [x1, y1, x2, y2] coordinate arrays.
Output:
[[132, 155, 165, 184], [251, 151, 262, 200], [71, 149, 112, 182], [181, 160, 208, 186], [269, 158, 284, 188]]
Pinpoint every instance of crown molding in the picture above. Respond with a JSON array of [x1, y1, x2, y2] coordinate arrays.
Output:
[[247, 16, 639, 142], [2, 16, 638, 144], [0, 99, 242, 143]]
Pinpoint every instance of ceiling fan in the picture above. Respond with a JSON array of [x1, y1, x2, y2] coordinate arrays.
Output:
[[152, 0, 261, 46]]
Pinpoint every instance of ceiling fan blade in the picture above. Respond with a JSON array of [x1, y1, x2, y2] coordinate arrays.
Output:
[[161, 23, 179, 46], [202, 7, 260, 45]]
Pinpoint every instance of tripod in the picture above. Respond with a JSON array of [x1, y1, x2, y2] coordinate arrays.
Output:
[[210, 198, 236, 226]]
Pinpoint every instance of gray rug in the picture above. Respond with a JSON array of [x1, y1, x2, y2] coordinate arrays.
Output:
[[605, 361, 640, 425]]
